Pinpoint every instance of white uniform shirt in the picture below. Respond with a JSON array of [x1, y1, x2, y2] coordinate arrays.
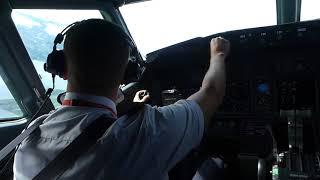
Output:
[[13, 92, 204, 180]]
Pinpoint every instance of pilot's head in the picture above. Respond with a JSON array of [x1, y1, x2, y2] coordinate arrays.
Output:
[[63, 19, 130, 101]]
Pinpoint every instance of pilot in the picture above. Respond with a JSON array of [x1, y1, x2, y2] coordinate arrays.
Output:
[[13, 19, 230, 179]]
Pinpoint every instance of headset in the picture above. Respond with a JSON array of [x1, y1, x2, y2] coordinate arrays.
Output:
[[44, 19, 135, 79]]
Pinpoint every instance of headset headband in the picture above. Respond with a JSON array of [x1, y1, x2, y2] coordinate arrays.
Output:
[[52, 22, 79, 49], [53, 20, 134, 50]]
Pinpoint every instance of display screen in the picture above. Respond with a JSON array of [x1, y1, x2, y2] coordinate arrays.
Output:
[[161, 89, 182, 106]]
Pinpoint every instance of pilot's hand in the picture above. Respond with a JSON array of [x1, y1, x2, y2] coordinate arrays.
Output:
[[133, 90, 150, 103], [210, 37, 230, 59]]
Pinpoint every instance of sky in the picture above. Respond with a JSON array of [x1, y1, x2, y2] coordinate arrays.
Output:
[[120, 0, 320, 56], [301, 0, 320, 21], [120, 0, 278, 56], [12, 10, 102, 35], [1, 0, 320, 100]]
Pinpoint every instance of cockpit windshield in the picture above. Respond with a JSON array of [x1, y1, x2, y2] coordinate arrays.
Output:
[[301, 0, 320, 21], [11, 10, 103, 107], [120, 0, 276, 57]]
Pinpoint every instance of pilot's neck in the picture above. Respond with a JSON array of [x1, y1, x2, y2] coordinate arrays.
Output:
[[66, 83, 118, 103]]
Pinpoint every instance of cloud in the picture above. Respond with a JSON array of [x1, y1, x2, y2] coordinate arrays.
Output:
[[13, 9, 102, 26], [12, 9, 104, 40], [11, 13, 41, 28], [45, 23, 62, 36]]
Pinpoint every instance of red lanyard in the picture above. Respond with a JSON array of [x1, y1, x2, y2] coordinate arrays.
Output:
[[62, 99, 117, 117]]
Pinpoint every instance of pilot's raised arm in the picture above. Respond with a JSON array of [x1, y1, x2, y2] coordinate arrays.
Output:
[[188, 37, 230, 126], [132, 37, 230, 172]]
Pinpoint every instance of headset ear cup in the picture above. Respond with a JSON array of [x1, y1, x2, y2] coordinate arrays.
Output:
[[44, 51, 56, 74], [54, 50, 66, 78], [44, 50, 66, 78]]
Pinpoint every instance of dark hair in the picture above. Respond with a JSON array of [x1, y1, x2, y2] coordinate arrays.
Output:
[[64, 19, 130, 93]]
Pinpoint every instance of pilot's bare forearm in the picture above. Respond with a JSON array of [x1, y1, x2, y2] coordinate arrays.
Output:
[[188, 54, 226, 126], [202, 54, 225, 103]]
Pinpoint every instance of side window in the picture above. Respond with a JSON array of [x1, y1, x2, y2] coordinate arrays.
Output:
[[11, 10, 103, 107], [0, 75, 23, 120]]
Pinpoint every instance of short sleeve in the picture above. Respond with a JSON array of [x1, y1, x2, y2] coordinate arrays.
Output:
[[143, 100, 204, 171]]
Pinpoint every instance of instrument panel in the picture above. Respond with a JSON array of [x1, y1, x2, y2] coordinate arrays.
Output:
[[144, 19, 320, 115], [161, 80, 317, 113]]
